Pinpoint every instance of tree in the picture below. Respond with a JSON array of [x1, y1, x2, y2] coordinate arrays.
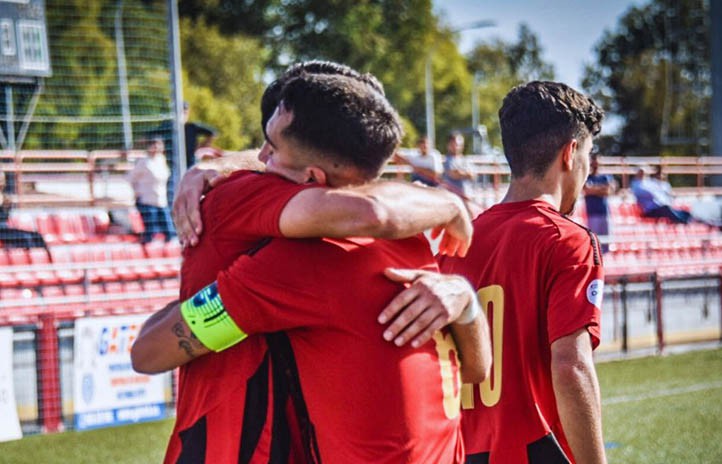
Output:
[[466, 24, 555, 149], [177, 0, 473, 150], [582, 0, 710, 156], [179, 18, 269, 149]]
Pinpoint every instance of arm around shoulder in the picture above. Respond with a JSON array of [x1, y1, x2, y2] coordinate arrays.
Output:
[[279, 180, 472, 255]]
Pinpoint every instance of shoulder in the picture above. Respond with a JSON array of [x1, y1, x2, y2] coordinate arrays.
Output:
[[542, 211, 600, 265]]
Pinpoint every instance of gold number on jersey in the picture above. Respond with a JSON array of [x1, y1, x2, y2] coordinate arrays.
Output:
[[461, 285, 504, 409], [432, 330, 462, 419]]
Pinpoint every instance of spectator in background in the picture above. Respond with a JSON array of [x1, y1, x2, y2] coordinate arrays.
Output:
[[128, 137, 176, 243], [583, 153, 616, 252], [442, 131, 475, 198], [183, 101, 220, 169], [0, 171, 47, 249], [161, 101, 220, 206], [631, 165, 692, 224], [393, 135, 443, 186]]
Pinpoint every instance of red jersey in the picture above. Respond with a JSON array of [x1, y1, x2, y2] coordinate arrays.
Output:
[[166, 170, 317, 464], [217, 235, 466, 464], [439, 200, 603, 464]]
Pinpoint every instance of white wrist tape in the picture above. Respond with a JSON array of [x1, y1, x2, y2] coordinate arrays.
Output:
[[456, 295, 481, 325]]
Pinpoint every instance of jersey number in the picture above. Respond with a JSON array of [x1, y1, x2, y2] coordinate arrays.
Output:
[[432, 331, 461, 419], [461, 285, 503, 408]]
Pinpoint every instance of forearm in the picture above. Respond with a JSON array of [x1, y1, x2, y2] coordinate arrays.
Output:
[[280, 180, 468, 239], [450, 297, 492, 384], [552, 334, 607, 463], [131, 300, 210, 374]]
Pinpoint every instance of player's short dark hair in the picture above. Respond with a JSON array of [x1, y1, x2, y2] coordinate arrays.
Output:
[[278, 73, 402, 179], [499, 81, 604, 178], [260, 60, 384, 135]]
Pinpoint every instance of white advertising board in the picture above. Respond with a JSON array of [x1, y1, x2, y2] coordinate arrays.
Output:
[[73, 314, 168, 430], [0, 327, 22, 442]]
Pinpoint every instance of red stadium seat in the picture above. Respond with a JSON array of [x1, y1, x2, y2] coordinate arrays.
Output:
[[144, 242, 178, 278], [56, 212, 86, 243], [110, 246, 140, 281], [8, 211, 36, 232], [5, 249, 39, 287], [34, 213, 59, 244], [49, 246, 85, 285], [0, 250, 21, 288], [28, 248, 59, 285], [164, 240, 181, 258]]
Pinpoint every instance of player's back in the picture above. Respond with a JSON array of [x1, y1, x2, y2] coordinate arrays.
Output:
[[218, 235, 466, 464], [169, 170, 312, 464], [440, 199, 602, 463]]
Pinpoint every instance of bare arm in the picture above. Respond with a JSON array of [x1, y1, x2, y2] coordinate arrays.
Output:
[[378, 268, 491, 383], [131, 300, 211, 374], [172, 152, 265, 246], [280, 182, 472, 256], [551, 329, 607, 464], [174, 163, 473, 256]]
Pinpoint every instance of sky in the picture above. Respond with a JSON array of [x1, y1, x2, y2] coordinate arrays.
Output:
[[433, 0, 645, 89]]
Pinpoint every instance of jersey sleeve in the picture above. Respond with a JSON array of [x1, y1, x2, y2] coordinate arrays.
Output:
[[546, 228, 603, 348], [208, 171, 322, 240], [215, 239, 331, 335]]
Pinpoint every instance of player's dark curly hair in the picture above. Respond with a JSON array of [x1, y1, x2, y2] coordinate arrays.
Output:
[[278, 73, 402, 179], [499, 81, 604, 178], [260, 60, 384, 135]]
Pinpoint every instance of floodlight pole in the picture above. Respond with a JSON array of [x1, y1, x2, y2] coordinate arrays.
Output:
[[167, 0, 185, 179], [115, 0, 132, 151], [424, 20, 495, 150]]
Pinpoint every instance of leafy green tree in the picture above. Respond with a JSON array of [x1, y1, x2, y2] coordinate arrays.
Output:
[[582, 0, 709, 156], [179, 18, 269, 149], [177, 0, 473, 151], [466, 24, 555, 149]]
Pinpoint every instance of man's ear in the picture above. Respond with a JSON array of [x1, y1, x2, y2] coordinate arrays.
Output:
[[560, 139, 578, 172], [304, 166, 328, 185]]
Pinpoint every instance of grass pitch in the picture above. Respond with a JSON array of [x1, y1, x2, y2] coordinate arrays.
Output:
[[1, 348, 720, 463]]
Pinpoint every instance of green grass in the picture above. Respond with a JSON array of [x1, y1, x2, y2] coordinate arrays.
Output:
[[1, 348, 721, 463], [0, 419, 174, 464], [599, 348, 722, 463]]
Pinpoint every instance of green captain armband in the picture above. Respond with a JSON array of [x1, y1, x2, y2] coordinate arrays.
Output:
[[180, 282, 247, 352]]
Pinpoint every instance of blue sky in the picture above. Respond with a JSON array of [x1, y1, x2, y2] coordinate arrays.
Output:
[[433, 0, 645, 88]]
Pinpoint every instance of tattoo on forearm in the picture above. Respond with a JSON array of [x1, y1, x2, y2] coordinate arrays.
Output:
[[172, 322, 201, 359]]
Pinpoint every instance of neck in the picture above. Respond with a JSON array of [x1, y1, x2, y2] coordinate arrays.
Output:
[[502, 173, 562, 211]]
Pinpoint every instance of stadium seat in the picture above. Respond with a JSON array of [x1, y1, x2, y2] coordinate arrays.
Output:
[[34, 213, 60, 244], [28, 248, 59, 285], [55, 212, 86, 243], [164, 240, 181, 258], [48, 246, 85, 285], [144, 242, 178, 278], [7, 211, 36, 232]]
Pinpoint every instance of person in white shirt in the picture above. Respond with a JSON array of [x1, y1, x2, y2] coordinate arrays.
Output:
[[442, 132, 475, 198], [128, 137, 176, 243], [393, 135, 443, 186]]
